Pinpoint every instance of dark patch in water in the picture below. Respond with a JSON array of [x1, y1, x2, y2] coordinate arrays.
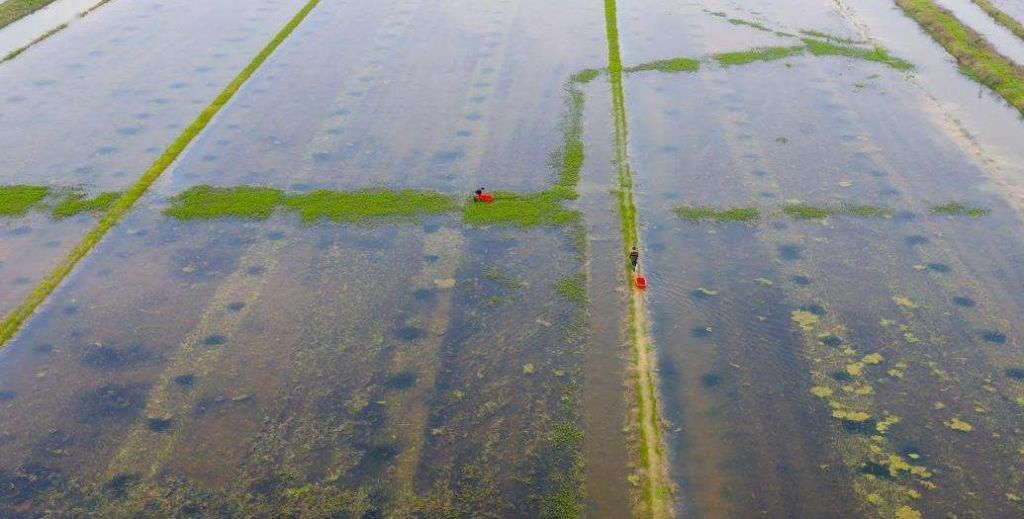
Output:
[[799, 303, 826, 316], [1004, 368, 1024, 381], [819, 335, 843, 347], [174, 374, 196, 387], [33, 343, 54, 354], [266, 231, 285, 241], [0, 463, 63, 505], [147, 417, 174, 433], [860, 461, 892, 479], [76, 384, 147, 423], [63, 305, 78, 316], [103, 473, 140, 499], [203, 335, 227, 346], [82, 343, 151, 370], [413, 288, 435, 302], [423, 223, 441, 234], [982, 331, 1007, 344], [397, 326, 426, 341], [424, 254, 440, 264], [926, 262, 950, 273], [691, 326, 712, 338], [952, 296, 975, 308], [830, 370, 853, 382], [791, 275, 812, 286], [841, 417, 877, 435], [431, 150, 464, 164], [246, 265, 265, 275], [893, 211, 917, 221], [0, 390, 15, 402], [778, 245, 802, 261], [385, 371, 417, 390], [869, 169, 887, 177], [700, 373, 721, 388], [312, 152, 331, 164], [227, 301, 246, 312], [904, 235, 929, 246]]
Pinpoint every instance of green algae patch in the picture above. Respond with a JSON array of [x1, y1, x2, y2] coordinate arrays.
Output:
[[51, 191, 120, 219], [783, 203, 831, 220], [166, 186, 285, 220], [285, 190, 456, 224], [801, 38, 914, 71], [571, 68, 602, 84], [945, 417, 974, 432], [930, 202, 988, 217], [624, 57, 700, 74], [462, 191, 580, 227], [0, 185, 49, 217], [791, 309, 820, 330], [714, 46, 804, 67], [727, 18, 772, 32], [555, 275, 585, 303], [674, 205, 759, 223], [897, 0, 1024, 115]]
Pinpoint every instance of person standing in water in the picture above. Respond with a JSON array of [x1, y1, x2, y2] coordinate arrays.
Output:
[[629, 246, 639, 271]]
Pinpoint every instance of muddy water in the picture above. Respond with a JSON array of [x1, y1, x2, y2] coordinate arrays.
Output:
[[154, 0, 606, 196], [0, 197, 589, 515], [618, 0, 1024, 513]]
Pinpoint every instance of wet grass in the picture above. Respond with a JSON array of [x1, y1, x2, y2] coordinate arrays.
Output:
[[783, 202, 894, 219], [0, 185, 49, 217], [571, 68, 601, 84], [51, 191, 120, 219], [0, 0, 59, 30], [728, 18, 772, 32], [801, 38, 914, 71], [896, 0, 1024, 115], [674, 205, 760, 222], [285, 189, 456, 224], [2, 23, 66, 63], [782, 203, 831, 220], [931, 201, 989, 217], [798, 29, 863, 44], [555, 275, 585, 303], [165, 185, 283, 219], [714, 45, 805, 67], [624, 57, 701, 74], [969, 0, 1024, 43], [0, 0, 325, 348]]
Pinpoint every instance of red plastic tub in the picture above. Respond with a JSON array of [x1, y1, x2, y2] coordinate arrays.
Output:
[[634, 275, 647, 289], [479, 193, 494, 203]]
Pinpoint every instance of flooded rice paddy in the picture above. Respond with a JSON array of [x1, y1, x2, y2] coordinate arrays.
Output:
[[4, 0, 1024, 516]]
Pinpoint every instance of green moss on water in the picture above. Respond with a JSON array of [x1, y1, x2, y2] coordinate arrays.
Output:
[[0, 185, 49, 217], [481, 265, 522, 290], [714, 45, 804, 66], [674, 206, 760, 222], [570, 68, 602, 84], [555, 275, 586, 303], [783, 203, 893, 219], [931, 202, 989, 217], [284, 189, 456, 223], [839, 204, 893, 218], [165, 185, 284, 220], [624, 57, 701, 74], [727, 18, 772, 32], [51, 191, 120, 219], [801, 38, 914, 71]]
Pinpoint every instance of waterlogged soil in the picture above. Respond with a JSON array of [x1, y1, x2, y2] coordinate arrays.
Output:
[[621, 0, 1024, 515], [155, 0, 605, 196], [0, 205, 587, 516]]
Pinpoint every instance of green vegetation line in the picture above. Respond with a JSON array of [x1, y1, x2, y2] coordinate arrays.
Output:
[[0, 0, 324, 347], [896, 0, 1024, 115], [0, 0, 59, 30], [1, 0, 116, 65], [969, 0, 1024, 43]]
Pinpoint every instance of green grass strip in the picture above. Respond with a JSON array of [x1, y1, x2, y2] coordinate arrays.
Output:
[[674, 206, 760, 222], [1, 0, 116, 65], [51, 191, 120, 219], [801, 38, 914, 71], [798, 29, 864, 44], [897, 0, 1024, 115], [284, 189, 456, 223], [931, 201, 989, 217], [727, 18, 772, 32], [970, 0, 1024, 43], [0, 0, 59, 30], [714, 45, 805, 66], [0, 185, 49, 216], [624, 57, 700, 74], [0, 0, 323, 347]]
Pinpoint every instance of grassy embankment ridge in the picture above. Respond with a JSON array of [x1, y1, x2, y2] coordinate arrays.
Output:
[[1, 0, 116, 64], [605, 0, 674, 517], [0, 0, 325, 347], [896, 0, 1024, 115], [674, 202, 988, 222], [969, 0, 1024, 42]]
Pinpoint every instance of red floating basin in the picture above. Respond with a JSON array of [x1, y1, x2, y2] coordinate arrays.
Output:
[[635, 275, 647, 289], [479, 193, 494, 203]]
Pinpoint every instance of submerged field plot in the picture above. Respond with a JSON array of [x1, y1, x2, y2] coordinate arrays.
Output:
[[5, 0, 1024, 516]]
